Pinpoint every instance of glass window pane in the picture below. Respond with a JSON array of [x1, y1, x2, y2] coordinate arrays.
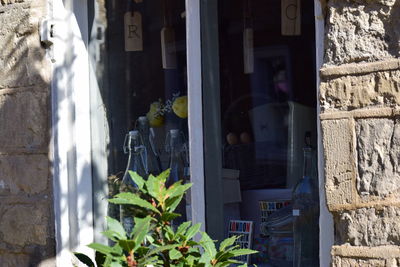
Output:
[[88, 0, 190, 240], [201, 0, 319, 265]]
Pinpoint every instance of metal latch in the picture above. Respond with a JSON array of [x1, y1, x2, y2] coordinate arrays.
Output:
[[40, 19, 55, 48]]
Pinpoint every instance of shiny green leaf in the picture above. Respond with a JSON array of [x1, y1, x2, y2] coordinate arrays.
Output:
[[161, 212, 181, 222], [101, 230, 119, 242], [146, 174, 164, 201], [106, 216, 126, 240], [128, 171, 146, 191], [109, 192, 160, 214], [185, 223, 201, 240], [169, 249, 183, 260], [157, 169, 170, 184], [229, 248, 258, 257], [132, 216, 151, 248], [166, 182, 192, 199], [200, 232, 217, 259], [165, 195, 183, 212], [110, 262, 123, 267], [176, 221, 191, 236], [87, 243, 114, 255], [219, 235, 237, 251], [118, 240, 135, 253]]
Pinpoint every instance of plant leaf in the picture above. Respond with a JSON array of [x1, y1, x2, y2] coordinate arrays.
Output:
[[118, 240, 136, 253], [157, 169, 170, 184], [166, 182, 192, 199], [109, 192, 160, 214], [219, 235, 237, 251], [199, 253, 212, 266], [169, 249, 183, 260], [200, 232, 217, 259], [106, 216, 126, 239], [88, 243, 114, 255], [146, 174, 164, 200], [95, 251, 106, 266], [138, 255, 159, 266], [131, 216, 151, 248], [165, 195, 184, 212], [186, 254, 197, 266], [110, 262, 123, 267], [229, 248, 258, 257], [128, 171, 146, 191], [164, 225, 175, 241], [176, 221, 191, 236], [187, 240, 200, 247], [185, 223, 201, 240], [146, 244, 179, 257], [111, 244, 124, 255], [101, 230, 120, 242], [161, 212, 181, 222], [73, 252, 95, 267]]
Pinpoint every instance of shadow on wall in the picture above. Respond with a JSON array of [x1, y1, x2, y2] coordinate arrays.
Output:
[[0, 1, 56, 266], [384, 2, 400, 58], [0, 1, 104, 266]]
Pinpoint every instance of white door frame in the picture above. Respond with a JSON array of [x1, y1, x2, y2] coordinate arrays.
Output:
[[50, 0, 94, 265]]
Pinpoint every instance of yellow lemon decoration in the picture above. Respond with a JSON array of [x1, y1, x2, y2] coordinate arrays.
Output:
[[146, 102, 165, 127], [172, 96, 188, 118]]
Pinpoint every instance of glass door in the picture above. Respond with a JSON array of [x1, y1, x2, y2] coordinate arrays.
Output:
[[200, 0, 319, 266]]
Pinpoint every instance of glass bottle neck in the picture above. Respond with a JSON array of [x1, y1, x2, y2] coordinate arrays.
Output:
[[125, 133, 148, 176]]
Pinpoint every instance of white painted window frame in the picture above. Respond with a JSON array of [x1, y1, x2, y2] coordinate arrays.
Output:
[[186, 0, 207, 232], [49, 0, 332, 266]]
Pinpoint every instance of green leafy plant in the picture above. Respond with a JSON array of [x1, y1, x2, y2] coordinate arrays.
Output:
[[74, 169, 257, 267]]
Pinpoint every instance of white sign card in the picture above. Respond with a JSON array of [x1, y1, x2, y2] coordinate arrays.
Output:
[[124, 11, 143, 51]]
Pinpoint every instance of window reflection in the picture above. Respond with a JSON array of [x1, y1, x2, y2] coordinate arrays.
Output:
[[215, 0, 319, 265]]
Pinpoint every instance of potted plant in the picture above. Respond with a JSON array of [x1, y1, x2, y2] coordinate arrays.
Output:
[[74, 169, 257, 267]]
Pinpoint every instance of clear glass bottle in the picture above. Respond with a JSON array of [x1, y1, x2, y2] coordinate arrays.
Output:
[[120, 130, 148, 233], [292, 146, 319, 267], [165, 129, 185, 185], [165, 129, 187, 223], [136, 116, 162, 175]]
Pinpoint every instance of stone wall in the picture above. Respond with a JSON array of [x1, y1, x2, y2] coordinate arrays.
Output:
[[321, 0, 400, 266], [0, 0, 55, 266]]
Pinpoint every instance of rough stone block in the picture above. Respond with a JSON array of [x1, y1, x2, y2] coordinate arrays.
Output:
[[332, 256, 386, 267], [335, 207, 400, 246], [356, 118, 400, 199], [0, 1, 50, 88], [0, 154, 48, 195], [325, 0, 400, 65], [0, 252, 30, 267], [0, 203, 51, 246], [0, 90, 49, 151], [0, 249, 55, 267], [320, 70, 400, 111], [322, 119, 355, 208]]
